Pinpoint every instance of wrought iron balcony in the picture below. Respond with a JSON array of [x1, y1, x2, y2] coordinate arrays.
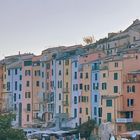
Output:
[[116, 118, 133, 123]]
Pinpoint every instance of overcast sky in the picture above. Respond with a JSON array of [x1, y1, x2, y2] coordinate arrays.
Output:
[[0, 0, 140, 59]]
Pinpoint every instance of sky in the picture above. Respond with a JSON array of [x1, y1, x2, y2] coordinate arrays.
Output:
[[0, 0, 140, 59]]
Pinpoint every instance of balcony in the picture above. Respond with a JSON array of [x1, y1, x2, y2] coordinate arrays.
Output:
[[116, 118, 133, 123], [126, 78, 140, 83], [63, 88, 70, 93], [92, 66, 100, 71], [24, 108, 31, 112], [62, 101, 69, 106]]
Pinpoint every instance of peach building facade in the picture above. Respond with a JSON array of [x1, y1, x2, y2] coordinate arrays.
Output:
[[22, 55, 34, 127]]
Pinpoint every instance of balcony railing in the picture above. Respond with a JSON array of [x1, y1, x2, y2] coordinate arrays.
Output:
[[63, 88, 70, 93], [62, 101, 69, 106], [126, 78, 140, 83], [116, 118, 133, 123], [92, 66, 100, 71], [24, 109, 31, 112]]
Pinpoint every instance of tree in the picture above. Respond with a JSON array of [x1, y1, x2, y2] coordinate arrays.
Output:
[[78, 119, 96, 140], [83, 36, 95, 45], [0, 113, 27, 140]]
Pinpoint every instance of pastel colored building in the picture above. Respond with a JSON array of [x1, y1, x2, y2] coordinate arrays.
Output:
[[7, 60, 22, 127], [78, 62, 91, 124], [91, 60, 101, 124], [63, 58, 71, 117], [116, 71, 140, 133], [78, 52, 105, 125], [99, 59, 123, 134], [97, 19, 140, 56], [32, 56, 42, 126], [22, 54, 34, 127], [71, 56, 79, 127]]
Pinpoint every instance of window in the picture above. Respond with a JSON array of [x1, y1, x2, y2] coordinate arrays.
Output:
[[66, 95, 68, 103], [96, 83, 99, 90], [93, 83, 95, 90], [86, 108, 88, 115], [18, 94, 21, 99], [27, 115, 29, 122], [95, 73, 98, 80], [127, 86, 130, 93], [106, 100, 112, 107], [46, 63, 50, 69], [79, 118, 82, 125], [114, 62, 118, 67], [15, 81, 17, 90], [65, 60, 69, 65], [19, 84, 22, 91], [85, 73, 88, 79], [66, 108, 68, 114], [107, 113, 112, 122], [26, 81, 30, 87], [74, 96, 77, 104], [59, 105, 61, 113], [102, 83, 107, 90], [59, 70, 61, 76], [36, 81, 40, 87], [127, 99, 134, 106], [27, 104, 31, 111], [66, 69, 68, 75], [132, 85, 135, 92], [98, 107, 102, 117], [74, 72, 77, 79], [75, 62, 77, 67], [80, 73, 83, 79], [19, 75, 22, 80], [25, 70, 31, 76], [74, 108, 77, 118], [7, 82, 10, 91], [59, 93, 61, 100], [25, 92, 31, 98], [14, 93, 16, 102], [94, 107, 97, 115], [60, 81, 62, 88], [28, 92, 31, 98], [59, 60, 61, 65], [15, 69, 17, 75], [79, 84, 83, 90], [79, 108, 82, 113], [75, 84, 78, 91], [114, 73, 118, 80], [94, 95, 97, 102], [42, 82, 44, 88], [103, 73, 106, 78], [24, 61, 32, 66], [114, 86, 118, 93], [8, 70, 10, 75], [35, 70, 40, 76], [42, 62, 44, 67]]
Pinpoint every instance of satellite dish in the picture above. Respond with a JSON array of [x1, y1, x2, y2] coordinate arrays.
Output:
[[131, 132, 136, 138]]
